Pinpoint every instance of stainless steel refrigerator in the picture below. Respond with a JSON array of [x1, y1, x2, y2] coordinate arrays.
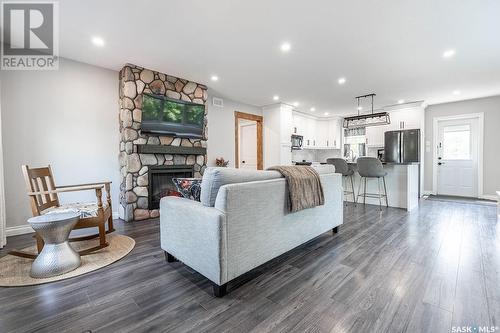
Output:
[[384, 129, 420, 163]]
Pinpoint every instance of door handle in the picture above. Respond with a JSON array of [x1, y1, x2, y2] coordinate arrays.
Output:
[[438, 162, 445, 165]]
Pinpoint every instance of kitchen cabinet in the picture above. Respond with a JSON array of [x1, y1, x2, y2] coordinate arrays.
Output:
[[388, 108, 424, 130], [315, 120, 326, 148], [363, 107, 425, 147], [328, 118, 342, 149], [291, 112, 342, 149], [291, 113, 304, 135], [365, 124, 388, 147]]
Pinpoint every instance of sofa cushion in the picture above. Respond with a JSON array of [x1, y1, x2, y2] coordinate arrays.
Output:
[[201, 168, 282, 207], [200, 165, 335, 207]]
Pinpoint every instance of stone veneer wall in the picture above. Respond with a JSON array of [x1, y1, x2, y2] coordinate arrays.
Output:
[[118, 64, 208, 221]]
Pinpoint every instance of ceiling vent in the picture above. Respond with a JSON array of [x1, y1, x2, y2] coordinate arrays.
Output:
[[212, 97, 224, 108]]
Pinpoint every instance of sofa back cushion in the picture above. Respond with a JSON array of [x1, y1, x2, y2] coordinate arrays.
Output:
[[200, 165, 335, 207], [201, 168, 282, 207]]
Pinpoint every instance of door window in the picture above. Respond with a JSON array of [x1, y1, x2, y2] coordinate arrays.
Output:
[[442, 124, 471, 160]]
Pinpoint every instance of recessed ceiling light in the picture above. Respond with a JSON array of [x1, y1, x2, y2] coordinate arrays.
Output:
[[310, 107, 316, 112], [357, 106, 363, 111], [324, 112, 330, 116], [338, 77, 346, 85], [211, 75, 219, 82], [293, 102, 299, 107], [453, 90, 461, 95], [443, 49, 456, 58], [273, 95, 279, 101], [280, 42, 291, 52], [398, 99, 405, 104], [91, 36, 105, 47]]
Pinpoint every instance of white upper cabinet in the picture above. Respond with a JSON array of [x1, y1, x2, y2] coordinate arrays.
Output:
[[365, 124, 388, 147], [316, 120, 329, 148], [328, 118, 342, 148], [291, 113, 303, 135], [364, 107, 425, 146], [388, 108, 424, 130], [291, 112, 342, 149], [305, 117, 316, 147]]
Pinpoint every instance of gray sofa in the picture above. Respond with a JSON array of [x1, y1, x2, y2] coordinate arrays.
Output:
[[160, 165, 343, 297]]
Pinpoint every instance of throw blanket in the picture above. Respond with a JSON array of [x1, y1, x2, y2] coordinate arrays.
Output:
[[268, 166, 324, 213]]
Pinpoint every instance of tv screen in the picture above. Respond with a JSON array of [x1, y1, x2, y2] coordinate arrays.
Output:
[[141, 94, 205, 138]]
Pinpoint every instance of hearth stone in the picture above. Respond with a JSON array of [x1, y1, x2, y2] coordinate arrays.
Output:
[[137, 174, 148, 186], [139, 166, 148, 175], [133, 186, 148, 197], [137, 197, 148, 209]]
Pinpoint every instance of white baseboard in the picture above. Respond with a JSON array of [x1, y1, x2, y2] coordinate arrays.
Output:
[[479, 194, 498, 201], [6, 225, 33, 237], [6, 211, 121, 237], [423, 190, 435, 196]]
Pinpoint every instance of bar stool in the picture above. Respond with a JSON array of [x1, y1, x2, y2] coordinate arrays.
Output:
[[326, 158, 356, 204], [356, 157, 388, 210]]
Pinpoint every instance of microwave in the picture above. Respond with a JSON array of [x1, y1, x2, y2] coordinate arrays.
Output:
[[291, 134, 303, 149]]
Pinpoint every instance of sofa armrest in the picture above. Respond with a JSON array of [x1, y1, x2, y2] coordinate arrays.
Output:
[[160, 196, 227, 285]]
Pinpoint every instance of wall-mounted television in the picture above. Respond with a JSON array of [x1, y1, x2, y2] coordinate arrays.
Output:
[[141, 94, 205, 138]]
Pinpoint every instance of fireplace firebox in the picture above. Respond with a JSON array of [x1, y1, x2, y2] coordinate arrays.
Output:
[[148, 165, 194, 210]]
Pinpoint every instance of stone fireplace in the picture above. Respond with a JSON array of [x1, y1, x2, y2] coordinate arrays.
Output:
[[118, 64, 208, 221]]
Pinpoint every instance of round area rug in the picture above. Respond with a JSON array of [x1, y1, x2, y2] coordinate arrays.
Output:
[[0, 234, 135, 287]]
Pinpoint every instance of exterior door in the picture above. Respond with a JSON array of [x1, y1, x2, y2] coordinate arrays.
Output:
[[436, 118, 479, 197]]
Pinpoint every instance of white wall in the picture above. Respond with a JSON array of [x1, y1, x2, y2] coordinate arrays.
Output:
[[0, 80, 6, 246], [0, 58, 120, 231], [424, 95, 500, 198], [206, 89, 261, 168]]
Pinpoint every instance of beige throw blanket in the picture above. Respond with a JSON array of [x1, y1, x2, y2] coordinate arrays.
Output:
[[268, 166, 325, 213]]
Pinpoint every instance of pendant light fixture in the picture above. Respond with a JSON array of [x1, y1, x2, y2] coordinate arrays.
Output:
[[342, 93, 391, 128]]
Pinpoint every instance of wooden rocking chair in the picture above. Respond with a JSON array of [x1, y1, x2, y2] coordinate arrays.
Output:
[[10, 165, 115, 259]]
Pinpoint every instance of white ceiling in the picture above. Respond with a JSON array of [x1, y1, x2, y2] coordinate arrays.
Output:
[[29, 1, 500, 115]]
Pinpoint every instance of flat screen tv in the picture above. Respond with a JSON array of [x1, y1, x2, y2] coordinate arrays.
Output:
[[141, 94, 205, 138]]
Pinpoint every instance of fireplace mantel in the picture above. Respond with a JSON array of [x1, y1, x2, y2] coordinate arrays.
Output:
[[137, 144, 206, 155]]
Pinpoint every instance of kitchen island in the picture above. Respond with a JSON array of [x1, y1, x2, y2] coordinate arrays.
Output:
[[345, 162, 420, 211]]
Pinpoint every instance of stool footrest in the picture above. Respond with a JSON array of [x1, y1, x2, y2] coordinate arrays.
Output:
[[358, 192, 387, 199]]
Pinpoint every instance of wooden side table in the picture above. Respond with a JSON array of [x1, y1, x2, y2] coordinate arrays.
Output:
[[28, 212, 81, 278]]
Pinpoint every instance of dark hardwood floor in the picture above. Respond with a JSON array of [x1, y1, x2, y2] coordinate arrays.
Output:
[[1, 199, 499, 333]]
